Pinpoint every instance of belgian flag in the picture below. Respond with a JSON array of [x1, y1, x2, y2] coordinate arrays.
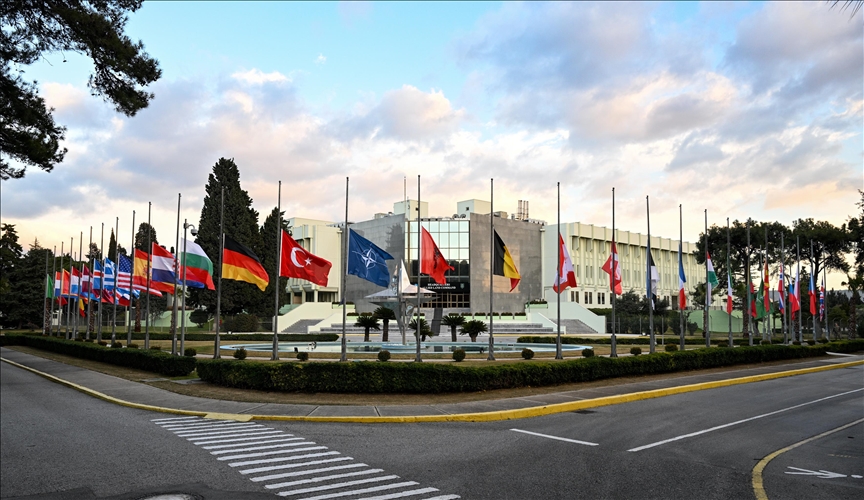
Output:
[[222, 235, 269, 291], [493, 230, 520, 292]]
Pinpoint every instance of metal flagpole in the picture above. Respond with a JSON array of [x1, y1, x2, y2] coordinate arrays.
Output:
[[679, 204, 685, 351], [704, 210, 710, 348], [127, 210, 135, 346], [746, 220, 752, 346], [112, 217, 119, 343], [86, 226, 92, 340], [172, 193, 181, 355], [145, 202, 152, 349], [341, 178, 349, 362], [796, 235, 801, 343], [727, 218, 732, 347], [647, 196, 654, 354], [56, 243, 63, 336], [51, 246, 57, 336], [402, 176, 408, 345], [214, 187, 224, 359], [416, 175, 423, 363], [77, 231, 83, 338], [610, 188, 618, 357], [811, 239, 817, 341], [780, 233, 786, 344], [556, 181, 562, 360], [488, 178, 496, 361], [181, 219, 190, 355], [272, 181, 282, 361], [67, 237, 73, 338], [97, 223, 104, 342], [763, 225, 769, 341], [825, 278, 830, 340], [43, 249, 49, 335]]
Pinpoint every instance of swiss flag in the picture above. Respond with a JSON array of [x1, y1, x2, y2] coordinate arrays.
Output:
[[279, 230, 332, 286], [421, 227, 454, 285]]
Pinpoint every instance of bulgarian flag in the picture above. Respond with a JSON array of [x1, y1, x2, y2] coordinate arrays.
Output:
[[706, 251, 719, 306], [180, 238, 216, 290]]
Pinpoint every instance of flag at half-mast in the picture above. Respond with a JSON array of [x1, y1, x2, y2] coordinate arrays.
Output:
[[602, 241, 623, 295], [552, 234, 577, 293], [790, 266, 801, 315], [45, 273, 53, 299], [347, 229, 393, 288], [706, 251, 719, 306], [279, 230, 331, 287], [749, 281, 758, 318], [777, 263, 786, 312], [151, 243, 178, 292], [819, 273, 825, 321], [421, 227, 454, 285], [809, 268, 816, 315], [646, 246, 659, 308], [763, 260, 771, 313], [493, 230, 521, 292], [132, 249, 164, 296], [222, 235, 269, 291], [726, 272, 734, 314], [677, 243, 687, 309], [179, 238, 216, 290]]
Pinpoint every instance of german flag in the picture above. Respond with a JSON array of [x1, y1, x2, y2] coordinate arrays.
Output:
[[222, 235, 269, 291], [493, 230, 520, 292]]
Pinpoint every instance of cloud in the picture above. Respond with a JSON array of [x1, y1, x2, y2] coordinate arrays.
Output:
[[315, 54, 326, 65], [231, 69, 291, 85]]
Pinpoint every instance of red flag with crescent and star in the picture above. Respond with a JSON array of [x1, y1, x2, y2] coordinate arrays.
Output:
[[279, 230, 332, 286]]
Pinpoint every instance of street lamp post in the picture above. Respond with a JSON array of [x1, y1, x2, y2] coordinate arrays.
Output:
[[181, 221, 196, 356]]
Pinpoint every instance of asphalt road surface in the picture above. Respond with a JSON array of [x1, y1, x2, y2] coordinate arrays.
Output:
[[2, 359, 862, 500]]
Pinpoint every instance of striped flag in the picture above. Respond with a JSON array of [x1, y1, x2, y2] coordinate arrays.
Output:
[[777, 263, 786, 312], [819, 273, 825, 321], [151, 243, 178, 289], [726, 272, 734, 314], [677, 243, 687, 310], [132, 249, 166, 295], [116, 254, 132, 290], [809, 269, 816, 315], [706, 251, 719, 306], [180, 238, 216, 290]]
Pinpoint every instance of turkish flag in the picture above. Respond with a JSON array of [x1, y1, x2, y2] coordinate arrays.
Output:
[[421, 227, 454, 285], [279, 230, 332, 286]]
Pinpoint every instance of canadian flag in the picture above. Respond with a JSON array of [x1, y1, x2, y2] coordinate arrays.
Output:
[[280, 230, 332, 287], [552, 234, 577, 293]]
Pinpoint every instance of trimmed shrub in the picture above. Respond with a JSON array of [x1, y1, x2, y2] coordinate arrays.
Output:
[[97, 340, 108, 346], [297, 351, 309, 362], [630, 347, 642, 356], [717, 341, 729, 348], [377, 350, 391, 362], [149, 345, 161, 351], [452, 348, 466, 362], [233, 347, 247, 360], [184, 347, 197, 357], [792, 341, 801, 346], [760, 340, 772, 345], [0, 334, 195, 376], [96, 332, 339, 342], [189, 309, 212, 328], [110, 342, 123, 349], [128, 343, 139, 349], [664, 344, 678, 352], [521, 348, 535, 360], [224, 314, 260, 333], [806, 340, 816, 346], [581, 348, 595, 358]]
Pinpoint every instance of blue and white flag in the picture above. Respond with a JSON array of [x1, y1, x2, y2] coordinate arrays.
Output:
[[347, 229, 393, 287], [102, 259, 116, 290]]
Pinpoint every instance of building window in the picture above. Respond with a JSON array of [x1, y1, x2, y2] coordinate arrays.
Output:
[[585, 292, 593, 305], [598, 292, 605, 305], [572, 291, 579, 303]]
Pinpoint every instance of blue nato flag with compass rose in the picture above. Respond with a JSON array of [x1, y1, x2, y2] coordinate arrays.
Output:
[[347, 229, 394, 287]]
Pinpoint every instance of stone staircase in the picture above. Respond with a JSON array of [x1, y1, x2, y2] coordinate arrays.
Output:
[[550, 318, 598, 335], [317, 322, 561, 337], [281, 319, 322, 334]]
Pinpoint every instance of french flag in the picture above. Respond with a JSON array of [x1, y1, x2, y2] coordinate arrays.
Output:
[[151, 243, 177, 287]]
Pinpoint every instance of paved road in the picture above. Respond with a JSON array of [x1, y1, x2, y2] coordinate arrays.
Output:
[[2, 358, 862, 499]]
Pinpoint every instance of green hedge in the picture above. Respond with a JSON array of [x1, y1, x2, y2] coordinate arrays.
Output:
[[67, 332, 340, 342], [195, 340, 864, 394], [0, 334, 196, 376], [518, 336, 761, 346]]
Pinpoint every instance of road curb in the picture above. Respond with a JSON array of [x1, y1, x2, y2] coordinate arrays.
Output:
[[2, 356, 861, 423]]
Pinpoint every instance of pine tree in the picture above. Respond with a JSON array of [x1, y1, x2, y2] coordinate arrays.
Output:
[[108, 230, 117, 261], [248, 207, 289, 318], [190, 158, 263, 315], [3, 241, 46, 328], [0, 223, 23, 299]]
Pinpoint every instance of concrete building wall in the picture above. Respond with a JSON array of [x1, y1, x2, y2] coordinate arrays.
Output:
[[343, 213, 407, 314], [284, 217, 342, 305], [469, 214, 544, 313]]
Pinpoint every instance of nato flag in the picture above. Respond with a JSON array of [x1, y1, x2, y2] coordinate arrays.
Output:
[[347, 229, 393, 287]]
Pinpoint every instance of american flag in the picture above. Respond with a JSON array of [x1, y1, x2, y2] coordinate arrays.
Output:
[[117, 254, 132, 290]]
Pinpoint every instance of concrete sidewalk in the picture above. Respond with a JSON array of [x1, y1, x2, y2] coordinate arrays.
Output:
[[2, 346, 861, 420]]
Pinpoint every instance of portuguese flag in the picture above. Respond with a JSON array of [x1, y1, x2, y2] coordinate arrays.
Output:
[[222, 235, 269, 291]]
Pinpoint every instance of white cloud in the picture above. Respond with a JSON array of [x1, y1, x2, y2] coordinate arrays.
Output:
[[231, 69, 291, 85], [316, 54, 327, 65]]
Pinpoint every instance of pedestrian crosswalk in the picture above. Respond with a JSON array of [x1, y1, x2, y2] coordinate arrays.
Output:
[[152, 416, 460, 500]]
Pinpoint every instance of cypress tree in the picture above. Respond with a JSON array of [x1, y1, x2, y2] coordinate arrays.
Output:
[[108, 230, 117, 262], [248, 206, 290, 318]]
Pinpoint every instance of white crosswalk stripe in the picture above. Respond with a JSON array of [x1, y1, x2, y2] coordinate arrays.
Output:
[[152, 416, 458, 499]]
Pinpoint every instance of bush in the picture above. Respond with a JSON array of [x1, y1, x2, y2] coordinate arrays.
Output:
[[806, 340, 816, 346], [110, 342, 123, 349], [97, 340, 108, 346], [128, 343, 139, 349], [184, 347, 197, 357], [581, 348, 594, 358], [792, 341, 801, 346], [233, 347, 247, 360], [717, 341, 729, 348], [297, 351, 309, 362], [377, 350, 390, 362], [149, 345, 161, 351], [452, 348, 466, 362], [665, 344, 678, 352], [189, 309, 212, 328], [521, 348, 534, 360], [819, 338, 829, 344], [224, 314, 260, 333], [0, 335, 195, 376], [630, 347, 642, 356], [760, 340, 772, 345]]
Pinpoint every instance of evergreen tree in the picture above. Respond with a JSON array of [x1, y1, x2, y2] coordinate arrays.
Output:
[[249, 207, 289, 318], [2, 241, 46, 328], [134, 222, 158, 251], [0, 223, 23, 298], [108, 230, 117, 261], [190, 158, 263, 315]]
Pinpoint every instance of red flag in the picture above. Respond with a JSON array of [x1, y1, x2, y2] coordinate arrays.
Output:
[[602, 241, 623, 295], [279, 230, 332, 286], [749, 282, 757, 318], [421, 227, 454, 285], [552, 234, 577, 293]]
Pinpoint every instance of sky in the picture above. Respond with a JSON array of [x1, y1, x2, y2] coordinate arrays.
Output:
[[2, 1, 862, 285]]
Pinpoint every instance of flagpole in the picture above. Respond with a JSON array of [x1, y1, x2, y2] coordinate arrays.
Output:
[[795, 236, 800, 342], [43, 248, 49, 336], [181, 219, 190, 355], [172, 193, 181, 355], [556, 181, 562, 360], [679, 204, 685, 351], [77, 231, 83, 338], [50, 246, 57, 336], [727, 217, 732, 347], [97, 222, 104, 342], [341, 177, 349, 362], [402, 175, 407, 346], [610, 187, 618, 357], [780, 232, 786, 344], [55, 243, 62, 336], [86, 226, 93, 340], [824, 275, 830, 340], [488, 178, 496, 361], [811, 239, 817, 341], [128, 210, 135, 346], [416, 174, 423, 363], [68, 236, 74, 338], [746, 219, 752, 346], [112, 216, 119, 343], [214, 187, 224, 359], [145, 202, 152, 349], [647, 196, 654, 354], [272, 181, 282, 361], [703, 210, 710, 348], [764, 225, 769, 341]]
